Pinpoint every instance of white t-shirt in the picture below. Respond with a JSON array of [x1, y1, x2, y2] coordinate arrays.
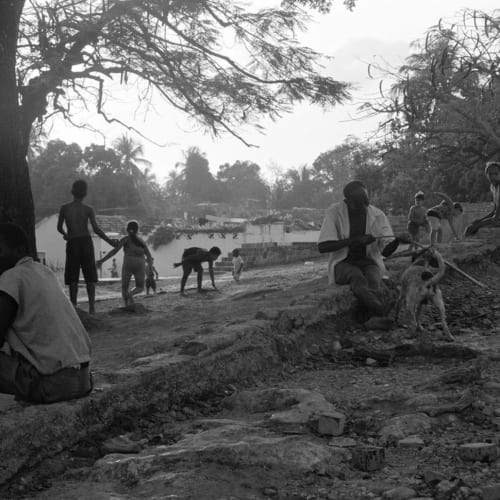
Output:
[[0, 257, 91, 375], [232, 256, 244, 273], [318, 201, 394, 285]]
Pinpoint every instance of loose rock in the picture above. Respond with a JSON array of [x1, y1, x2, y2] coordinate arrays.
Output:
[[383, 486, 417, 500]]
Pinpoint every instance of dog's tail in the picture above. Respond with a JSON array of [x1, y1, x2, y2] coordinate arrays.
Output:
[[426, 249, 446, 286], [173, 262, 182, 268]]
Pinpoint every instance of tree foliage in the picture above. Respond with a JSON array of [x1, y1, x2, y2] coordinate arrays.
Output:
[[18, 0, 351, 146], [363, 9, 500, 202], [216, 160, 269, 203]]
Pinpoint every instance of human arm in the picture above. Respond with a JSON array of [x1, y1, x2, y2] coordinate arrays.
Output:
[[142, 241, 154, 267], [381, 234, 412, 258], [154, 267, 159, 280], [88, 208, 119, 246], [318, 235, 375, 254], [97, 238, 126, 266], [407, 205, 416, 222], [0, 292, 17, 347], [433, 191, 454, 207], [208, 260, 216, 289], [237, 260, 244, 274], [57, 207, 67, 240], [447, 215, 460, 240]]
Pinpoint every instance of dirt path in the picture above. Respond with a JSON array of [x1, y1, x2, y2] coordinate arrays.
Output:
[[5, 239, 500, 499]]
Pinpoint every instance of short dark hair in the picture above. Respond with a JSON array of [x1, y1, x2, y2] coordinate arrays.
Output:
[[209, 246, 221, 256], [232, 248, 240, 257], [414, 190, 425, 200], [71, 179, 88, 199], [126, 220, 139, 233], [343, 180, 367, 199], [0, 223, 29, 253], [485, 162, 500, 175]]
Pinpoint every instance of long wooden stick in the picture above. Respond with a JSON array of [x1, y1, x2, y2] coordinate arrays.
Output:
[[412, 241, 489, 289]]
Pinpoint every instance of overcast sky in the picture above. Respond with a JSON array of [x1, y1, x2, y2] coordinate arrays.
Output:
[[48, 0, 499, 183]]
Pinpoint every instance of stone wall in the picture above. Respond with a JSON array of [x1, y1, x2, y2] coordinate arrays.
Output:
[[216, 242, 322, 272]]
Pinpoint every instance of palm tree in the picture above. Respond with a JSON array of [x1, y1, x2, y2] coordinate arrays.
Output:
[[113, 134, 152, 179], [113, 134, 155, 214]]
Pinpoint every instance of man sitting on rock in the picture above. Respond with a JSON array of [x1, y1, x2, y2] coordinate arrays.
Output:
[[318, 180, 409, 319], [0, 223, 92, 404]]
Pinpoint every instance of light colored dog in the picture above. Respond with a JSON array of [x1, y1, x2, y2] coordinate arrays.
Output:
[[394, 248, 454, 341]]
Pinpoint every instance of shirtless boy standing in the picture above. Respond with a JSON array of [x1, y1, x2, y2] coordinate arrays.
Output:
[[57, 180, 118, 313]]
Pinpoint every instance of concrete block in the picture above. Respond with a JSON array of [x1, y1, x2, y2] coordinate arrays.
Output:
[[317, 411, 346, 436], [398, 437, 424, 448]]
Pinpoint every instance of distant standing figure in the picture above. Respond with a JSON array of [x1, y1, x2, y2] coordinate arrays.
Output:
[[426, 192, 459, 246], [232, 249, 244, 283], [57, 180, 118, 314], [146, 259, 159, 295], [109, 258, 119, 278], [97, 220, 153, 306], [407, 191, 430, 250], [465, 161, 500, 236], [173, 247, 222, 295]]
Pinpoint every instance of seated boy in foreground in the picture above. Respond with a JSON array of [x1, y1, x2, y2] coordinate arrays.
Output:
[[0, 223, 92, 404]]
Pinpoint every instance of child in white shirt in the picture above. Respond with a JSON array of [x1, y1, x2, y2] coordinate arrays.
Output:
[[232, 249, 244, 283]]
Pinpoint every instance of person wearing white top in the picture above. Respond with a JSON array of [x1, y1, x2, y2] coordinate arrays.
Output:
[[0, 223, 92, 404], [232, 249, 244, 283], [318, 181, 410, 317], [465, 162, 500, 236]]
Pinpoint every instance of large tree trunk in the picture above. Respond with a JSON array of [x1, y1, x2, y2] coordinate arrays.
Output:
[[0, 0, 37, 257]]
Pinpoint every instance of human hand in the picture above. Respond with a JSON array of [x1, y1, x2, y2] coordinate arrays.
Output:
[[464, 223, 478, 237], [350, 234, 376, 245], [110, 239, 120, 247], [96, 260, 102, 269]]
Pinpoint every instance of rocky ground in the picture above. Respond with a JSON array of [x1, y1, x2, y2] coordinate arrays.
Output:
[[2, 238, 500, 500]]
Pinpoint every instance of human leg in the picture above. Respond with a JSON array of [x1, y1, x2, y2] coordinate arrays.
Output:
[[80, 236, 98, 313], [65, 239, 81, 307], [427, 216, 440, 246], [407, 222, 419, 251], [180, 262, 192, 293], [68, 283, 79, 307], [129, 258, 146, 300], [0, 352, 19, 395], [121, 264, 133, 306], [196, 267, 204, 291], [86, 283, 96, 314], [335, 261, 385, 316]]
